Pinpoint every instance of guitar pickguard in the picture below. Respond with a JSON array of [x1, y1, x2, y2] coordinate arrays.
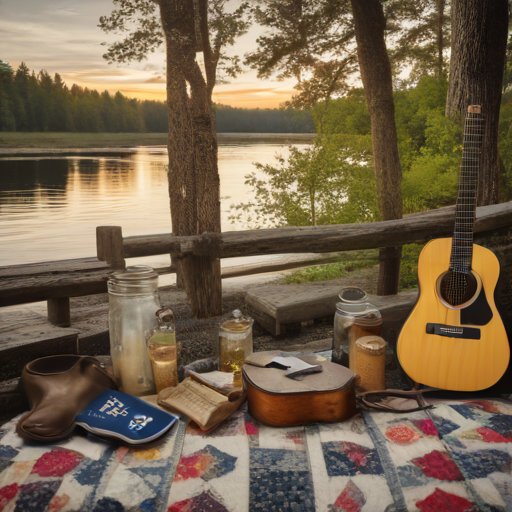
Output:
[[460, 286, 493, 326]]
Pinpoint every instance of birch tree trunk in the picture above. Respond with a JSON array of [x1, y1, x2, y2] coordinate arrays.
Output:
[[350, 0, 403, 295], [445, 0, 508, 205], [158, 0, 222, 318]]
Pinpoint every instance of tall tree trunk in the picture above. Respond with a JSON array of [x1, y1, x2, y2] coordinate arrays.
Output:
[[436, 0, 446, 79], [350, 0, 403, 296], [445, 0, 508, 205], [158, 0, 222, 318]]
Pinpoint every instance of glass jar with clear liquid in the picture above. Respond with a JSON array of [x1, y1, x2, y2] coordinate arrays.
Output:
[[331, 287, 382, 369], [108, 265, 159, 396], [219, 310, 253, 387]]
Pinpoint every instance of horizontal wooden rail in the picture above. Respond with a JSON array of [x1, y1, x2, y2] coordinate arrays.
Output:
[[119, 201, 512, 260]]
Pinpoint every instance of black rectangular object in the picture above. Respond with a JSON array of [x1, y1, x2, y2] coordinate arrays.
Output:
[[426, 323, 481, 340]]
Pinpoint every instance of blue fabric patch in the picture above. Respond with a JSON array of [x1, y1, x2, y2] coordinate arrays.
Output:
[[487, 415, 512, 437], [92, 497, 125, 512], [74, 447, 116, 486], [454, 449, 512, 479], [397, 465, 438, 487], [140, 498, 157, 512], [250, 448, 315, 511], [14, 481, 60, 512], [0, 445, 18, 460], [322, 441, 383, 477], [448, 404, 478, 420], [429, 414, 459, 438]]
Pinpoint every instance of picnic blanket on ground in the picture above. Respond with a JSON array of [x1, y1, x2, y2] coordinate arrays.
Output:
[[1, 398, 511, 512]]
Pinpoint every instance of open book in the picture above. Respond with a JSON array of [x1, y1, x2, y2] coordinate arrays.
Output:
[[158, 372, 246, 431]]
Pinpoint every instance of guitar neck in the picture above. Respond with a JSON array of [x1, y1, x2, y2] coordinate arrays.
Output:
[[450, 106, 485, 273]]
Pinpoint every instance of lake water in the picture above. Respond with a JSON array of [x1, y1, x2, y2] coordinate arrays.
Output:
[[0, 136, 314, 274]]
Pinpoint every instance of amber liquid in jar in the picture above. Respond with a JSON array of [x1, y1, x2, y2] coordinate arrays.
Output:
[[147, 332, 178, 393], [219, 318, 252, 388]]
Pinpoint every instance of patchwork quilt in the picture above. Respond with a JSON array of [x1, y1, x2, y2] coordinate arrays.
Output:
[[1, 398, 511, 511]]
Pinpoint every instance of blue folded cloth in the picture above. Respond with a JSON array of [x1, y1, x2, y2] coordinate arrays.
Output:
[[76, 390, 178, 444]]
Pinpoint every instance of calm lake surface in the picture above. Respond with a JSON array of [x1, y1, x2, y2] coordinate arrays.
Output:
[[0, 136, 314, 272]]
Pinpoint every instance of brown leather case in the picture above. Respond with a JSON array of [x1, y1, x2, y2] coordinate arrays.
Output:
[[17, 355, 117, 442]]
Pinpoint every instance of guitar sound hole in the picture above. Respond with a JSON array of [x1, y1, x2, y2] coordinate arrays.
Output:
[[439, 270, 478, 306]]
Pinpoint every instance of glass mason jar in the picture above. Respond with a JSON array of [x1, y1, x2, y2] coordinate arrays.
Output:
[[146, 308, 179, 393], [219, 309, 253, 388], [108, 265, 159, 396], [331, 287, 382, 368]]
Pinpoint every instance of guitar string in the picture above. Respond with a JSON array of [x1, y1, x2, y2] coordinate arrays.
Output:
[[446, 110, 483, 304]]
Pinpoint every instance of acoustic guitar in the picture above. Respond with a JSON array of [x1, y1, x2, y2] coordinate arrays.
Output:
[[243, 351, 356, 427], [397, 105, 511, 392]]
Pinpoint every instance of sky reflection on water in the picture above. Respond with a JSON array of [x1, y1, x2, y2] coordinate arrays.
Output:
[[0, 142, 309, 267]]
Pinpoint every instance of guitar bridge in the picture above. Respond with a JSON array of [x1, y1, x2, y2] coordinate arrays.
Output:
[[426, 323, 481, 340]]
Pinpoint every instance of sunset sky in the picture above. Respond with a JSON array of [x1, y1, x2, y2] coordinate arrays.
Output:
[[1, 0, 298, 108]]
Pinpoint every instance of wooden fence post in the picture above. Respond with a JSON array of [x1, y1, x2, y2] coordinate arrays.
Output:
[[377, 246, 402, 296], [96, 226, 126, 269]]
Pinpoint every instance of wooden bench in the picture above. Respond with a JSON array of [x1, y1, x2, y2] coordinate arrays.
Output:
[[0, 257, 114, 327]]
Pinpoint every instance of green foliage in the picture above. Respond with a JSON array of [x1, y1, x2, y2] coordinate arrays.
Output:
[[284, 250, 379, 284], [229, 135, 377, 228], [284, 243, 423, 290], [398, 243, 424, 290], [498, 90, 512, 201], [402, 110, 462, 210], [99, 0, 251, 83], [312, 88, 370, 136], [214, 104, 315, 133]]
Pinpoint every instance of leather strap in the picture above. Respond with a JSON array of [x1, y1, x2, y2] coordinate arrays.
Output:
[[356, 388, 435, 413]]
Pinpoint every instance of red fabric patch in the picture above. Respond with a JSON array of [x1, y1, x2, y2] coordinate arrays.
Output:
[[414, 419, 438, 437], [476, 427, 512, 443], [168, 498, 192, 512], [385, 425, 421, 445], [174, 452, 215, 481], [286, 433, 304, 445], [466, 400, 500, 414], [342, 442, 368, 467], [416, 488, 474, 512], [0, 483, 18, 512], [412, 450, 464, 481], [334, 480, 366, 512], [245, 423, 258, 436], [31, 450, 83, 477]]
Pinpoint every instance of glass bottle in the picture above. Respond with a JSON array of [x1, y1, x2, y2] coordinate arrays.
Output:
[[146, 308, 179, 393], [331, 287, 382, 368], [219, 309, 253, 387], [108, 265, 159, 396]]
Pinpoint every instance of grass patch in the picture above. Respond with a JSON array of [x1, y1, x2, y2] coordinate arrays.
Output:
[[285, 249, 379, 284], [284, 243, 425, 290]]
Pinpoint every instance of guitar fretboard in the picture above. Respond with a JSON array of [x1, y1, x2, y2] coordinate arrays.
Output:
[[450, 107, 485, 273]]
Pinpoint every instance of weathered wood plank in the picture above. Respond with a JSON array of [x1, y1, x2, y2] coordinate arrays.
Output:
[[121, 201, 512, 259], [246, 280, 417, 338], [0, 257, 110, 278], [0, 269, 112, 306]]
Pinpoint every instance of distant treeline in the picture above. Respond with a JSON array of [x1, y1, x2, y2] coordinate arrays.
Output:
[[0, 61, 314, 134]]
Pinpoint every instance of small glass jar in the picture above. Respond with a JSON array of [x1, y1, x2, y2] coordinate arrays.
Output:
[[332, 287, 382, 368], [108, 265, 159, 396], [146, 308, 179, 393], [219, 309, 253, 387]]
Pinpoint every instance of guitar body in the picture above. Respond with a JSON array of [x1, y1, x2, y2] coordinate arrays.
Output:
[[243, 355, 356, 427], [397, 237, 510, 391]]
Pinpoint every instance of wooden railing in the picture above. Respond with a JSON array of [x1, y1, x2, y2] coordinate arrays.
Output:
[[96, 201, 512, 313], [2, 201, 512, 326]]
